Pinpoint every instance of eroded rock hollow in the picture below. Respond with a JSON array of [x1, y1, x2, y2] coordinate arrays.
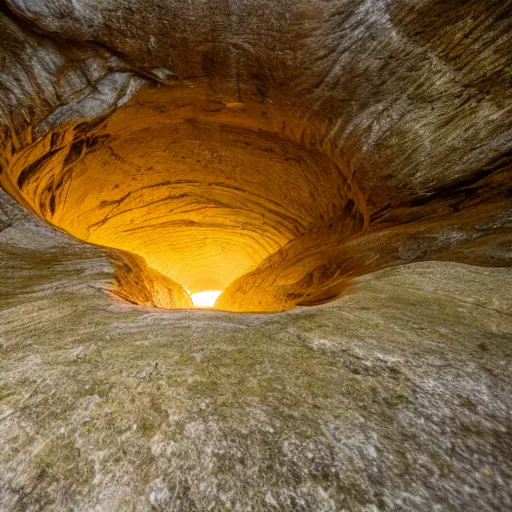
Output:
[[1, 0, 510, 311], [1, 83, 367, 310]]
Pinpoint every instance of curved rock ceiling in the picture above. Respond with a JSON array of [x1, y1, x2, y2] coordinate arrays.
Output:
[[2, 82, 369, 310], [0, 0, 511, 313]]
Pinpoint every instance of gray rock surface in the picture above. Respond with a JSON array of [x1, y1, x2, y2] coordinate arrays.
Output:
[[0, 0, 511, 509], [1, 190, 512, 510]]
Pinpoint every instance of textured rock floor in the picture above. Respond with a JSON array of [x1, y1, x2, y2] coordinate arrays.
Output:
[[1, 191, 511, 511]]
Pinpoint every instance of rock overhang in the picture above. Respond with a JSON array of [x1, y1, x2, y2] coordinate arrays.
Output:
[[0, 0, 510, 313]]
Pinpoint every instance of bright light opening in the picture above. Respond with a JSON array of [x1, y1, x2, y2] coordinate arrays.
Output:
[[190, 290, 222, 308]]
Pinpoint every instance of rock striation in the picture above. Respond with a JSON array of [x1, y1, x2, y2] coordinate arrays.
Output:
[[0, 0, 510, 311], [0, 0, 511, 510]]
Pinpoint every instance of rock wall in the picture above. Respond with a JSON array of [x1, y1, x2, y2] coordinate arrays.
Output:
[[0, 1, 512, 509], [0, 0, 510, 310]]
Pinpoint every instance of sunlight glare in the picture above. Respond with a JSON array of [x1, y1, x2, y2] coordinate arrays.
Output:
[[190, 290, 222, 308]]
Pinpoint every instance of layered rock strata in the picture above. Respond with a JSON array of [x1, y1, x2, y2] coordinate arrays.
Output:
[[0, 0, 510, 311]]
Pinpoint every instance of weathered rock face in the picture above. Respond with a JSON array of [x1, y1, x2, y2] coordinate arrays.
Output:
[[3, 83, 365, 298], [1, 0, 510, 310], [1, 188, 512, 511], [0, 0, 511, 510]]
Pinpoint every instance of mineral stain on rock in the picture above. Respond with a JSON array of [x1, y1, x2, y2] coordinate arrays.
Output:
[[0, 0, 511, 510]]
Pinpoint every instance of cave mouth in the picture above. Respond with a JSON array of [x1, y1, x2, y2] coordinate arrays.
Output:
[[0, 81, 366, 312]]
